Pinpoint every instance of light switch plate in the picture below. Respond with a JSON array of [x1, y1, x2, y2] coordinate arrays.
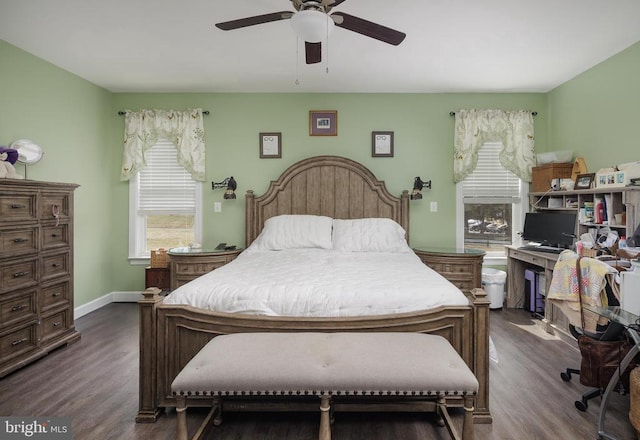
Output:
[[430, 201, 438, 212], [214, 202, 222, 213]]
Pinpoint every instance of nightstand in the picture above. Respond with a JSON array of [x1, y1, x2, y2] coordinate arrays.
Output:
[[413, 247, 485, 293], [167, 247, 242, 290]]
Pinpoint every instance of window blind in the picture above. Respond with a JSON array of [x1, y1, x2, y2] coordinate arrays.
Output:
[[138, 140, 196, 214], [462, 142, 520, 203]]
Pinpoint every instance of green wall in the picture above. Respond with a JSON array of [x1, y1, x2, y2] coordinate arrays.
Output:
[[0, 40, 114, 308], [109, 93, 547, 291], [2, 37, 639, 306], [547, 41, 640, 170]]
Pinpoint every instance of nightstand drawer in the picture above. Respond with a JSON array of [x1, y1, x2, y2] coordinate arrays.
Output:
[[0, 289, 37, 330], [425, 262, 473, 277], [175, 261, 226, 276], [169, 248, 242, 290]]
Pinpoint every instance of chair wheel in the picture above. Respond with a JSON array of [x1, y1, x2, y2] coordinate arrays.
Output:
[[561, 372, 572, 382], [575, 400, 588, 412]]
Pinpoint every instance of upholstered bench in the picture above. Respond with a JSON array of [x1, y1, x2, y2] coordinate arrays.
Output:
[[171, 332, 479, 440]]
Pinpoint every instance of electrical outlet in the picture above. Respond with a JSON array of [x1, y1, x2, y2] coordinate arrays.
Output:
[[214, 202, 222, 213], [430, 201, 438, 212]]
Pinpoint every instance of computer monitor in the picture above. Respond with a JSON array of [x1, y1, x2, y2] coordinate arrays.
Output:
[[521, 212, 577, 248]]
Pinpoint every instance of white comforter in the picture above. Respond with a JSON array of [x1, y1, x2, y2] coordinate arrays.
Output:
[[163, 248, 470, 317]]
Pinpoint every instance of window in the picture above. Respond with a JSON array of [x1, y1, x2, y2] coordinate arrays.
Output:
[[456, 142, 528, 262], [129, 140, 202, 263]]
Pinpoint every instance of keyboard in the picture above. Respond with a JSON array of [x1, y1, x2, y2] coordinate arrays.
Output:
[[519, 245, 564, 254]]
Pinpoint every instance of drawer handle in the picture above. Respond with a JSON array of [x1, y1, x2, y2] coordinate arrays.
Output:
[[51, 233, 59, 238], [52, 263, 61, 268], [52, 292, 62, 297], [12, 271, 28, 278], [11, 304, 26, 312], [13, 238, 28, 243], [10, 204, 26, 209], [52, 321, 61, 327], [12, 337, 28, 346]]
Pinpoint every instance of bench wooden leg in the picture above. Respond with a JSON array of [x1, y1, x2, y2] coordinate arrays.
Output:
[[462, 395, 475, 440], [319, 395, 332, 440], [175, 396, 188, 440]]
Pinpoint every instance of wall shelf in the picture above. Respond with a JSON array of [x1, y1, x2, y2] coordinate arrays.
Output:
[[530, 187, 640, 241]]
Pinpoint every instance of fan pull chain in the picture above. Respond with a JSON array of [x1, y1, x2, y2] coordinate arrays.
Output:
[[325, 16, 330, 74], [295, 37, 300, 85]]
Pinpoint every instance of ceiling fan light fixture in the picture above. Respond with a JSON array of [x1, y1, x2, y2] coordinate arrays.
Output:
[[290, 10, 334, 43]]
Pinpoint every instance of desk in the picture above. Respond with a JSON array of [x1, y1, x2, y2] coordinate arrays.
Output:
[[505, 246, 567, 335], [583, 305, 640, 440]]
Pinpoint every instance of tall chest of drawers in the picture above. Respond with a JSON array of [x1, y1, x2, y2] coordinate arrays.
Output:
[[0, 180, 80, 377]]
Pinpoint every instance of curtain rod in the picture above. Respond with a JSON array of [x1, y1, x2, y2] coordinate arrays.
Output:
[[449, 110, 537, 116], [117, 110, 209, 115]]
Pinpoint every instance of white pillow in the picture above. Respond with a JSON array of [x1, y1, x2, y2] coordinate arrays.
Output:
[[250, 215, 333, 250], [332, 218, 410, 253]]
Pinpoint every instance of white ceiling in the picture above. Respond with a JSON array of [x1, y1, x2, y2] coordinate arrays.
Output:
[[1, 0, 640, 93]]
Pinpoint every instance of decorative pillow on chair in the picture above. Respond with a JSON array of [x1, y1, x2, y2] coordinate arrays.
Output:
[[332, 218, 410, 253], [250, 215, 333, 250]]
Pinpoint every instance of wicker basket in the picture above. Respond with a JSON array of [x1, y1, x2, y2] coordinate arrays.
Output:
[[531, 162, 574, 192], [150, 248, 169, 268], [580, 248, 599, 258]]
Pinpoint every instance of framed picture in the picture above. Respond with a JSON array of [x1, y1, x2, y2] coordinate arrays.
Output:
[[309, 111, 337, 136], [259, 132, 282, 158], [575, 173, 595, 190], [372, 131, 394, 157], [595, 169, 627, 188]]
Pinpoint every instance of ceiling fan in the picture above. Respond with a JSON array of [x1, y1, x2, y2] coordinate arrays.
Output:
[[215, 0, 406, 64]]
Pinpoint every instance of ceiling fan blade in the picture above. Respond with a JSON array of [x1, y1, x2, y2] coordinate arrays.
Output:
[[215, 11, 292, 31], [305, 42, 322, 64], [331, 12, 406, 46]]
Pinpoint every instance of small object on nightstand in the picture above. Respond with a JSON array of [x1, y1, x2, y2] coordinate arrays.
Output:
[[215, 242, 227, 250]]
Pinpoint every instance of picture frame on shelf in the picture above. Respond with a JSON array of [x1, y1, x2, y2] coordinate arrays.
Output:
[[259, 132, 282, 158], [575, 173, 595, 190], [309, 111, 337, 136], [595, 169, 627, 188], [371, 131, 394, 157]]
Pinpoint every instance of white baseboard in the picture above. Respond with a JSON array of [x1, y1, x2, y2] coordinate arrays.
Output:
[[74, 291, 144, 319]]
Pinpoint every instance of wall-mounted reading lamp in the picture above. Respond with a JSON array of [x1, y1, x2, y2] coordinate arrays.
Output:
[[410, 177, 431, 200], [212, 176, 237, 199]]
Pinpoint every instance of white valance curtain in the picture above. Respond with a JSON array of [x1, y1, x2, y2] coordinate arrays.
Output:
[[453, 109, 535, 183], [120, 108, 206, 182]]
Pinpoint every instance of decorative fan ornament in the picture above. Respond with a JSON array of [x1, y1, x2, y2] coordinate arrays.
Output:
[[215, 0, 406, 64]]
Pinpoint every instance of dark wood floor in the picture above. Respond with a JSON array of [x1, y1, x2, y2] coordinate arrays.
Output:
[[0, 303, 637, 440]]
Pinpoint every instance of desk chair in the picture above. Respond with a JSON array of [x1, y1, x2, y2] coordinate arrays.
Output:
[[561, 319, 626, 411], [549, 252, 625, 411]]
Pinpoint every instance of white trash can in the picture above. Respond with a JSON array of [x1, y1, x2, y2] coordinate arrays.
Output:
[[482, 268, 507, 310]]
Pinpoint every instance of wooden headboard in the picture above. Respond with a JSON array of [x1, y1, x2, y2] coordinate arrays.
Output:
[[245, 155, 409, 246]]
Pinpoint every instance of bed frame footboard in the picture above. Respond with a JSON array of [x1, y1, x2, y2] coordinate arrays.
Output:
[[137, 287, 491, 424]]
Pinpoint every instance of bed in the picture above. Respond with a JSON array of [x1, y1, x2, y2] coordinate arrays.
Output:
[[137, 155, 491, 424]]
